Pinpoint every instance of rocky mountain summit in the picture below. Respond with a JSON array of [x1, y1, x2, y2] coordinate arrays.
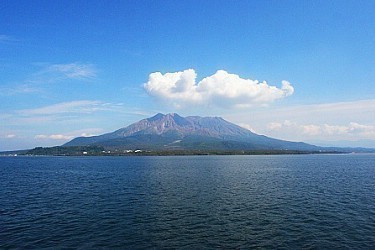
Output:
[[64, 113, 319, 151]]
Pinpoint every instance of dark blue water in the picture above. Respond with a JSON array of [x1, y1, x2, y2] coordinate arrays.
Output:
[[0, 154, 374, 249]]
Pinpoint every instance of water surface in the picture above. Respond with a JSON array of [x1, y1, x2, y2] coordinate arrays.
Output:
[[1, 154, 374, 248]]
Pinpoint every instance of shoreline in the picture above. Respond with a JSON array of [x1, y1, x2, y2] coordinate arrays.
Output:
[[1, 150, 350, 157]]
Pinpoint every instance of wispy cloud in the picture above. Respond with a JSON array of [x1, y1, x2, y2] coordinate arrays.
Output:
[[0, 84, 42, 96], [0, 100, 125, 128], [144, 69, 294, 108], [30, 62, 97, 84], [1, 134, 17, 139], [1, 100, 148, 130], [45, 63, 96, 80], [0, 35, 17, 43], [266, 120, 375, 140], [35, 134, 74, 140], [18, 100, 109, 116], [228, 99, 375, 124], [1, 62, 97, 97], [225, 99, 375, 143], [34, 128, 103, 141]]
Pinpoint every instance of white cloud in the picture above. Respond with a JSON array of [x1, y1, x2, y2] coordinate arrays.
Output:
[[348, 122, 375, 137], [34, 128, 103, 141], [238, 123, 256, 133], [28, 62, 97, 84], [302, 124, 321, 136], [2, 134, 17, 139], [266, 120, 375, 140], [80, 133, 96, 137], [221, 99, 375, 146], [0, 100, 124, 128], [18, 100, 109, 116], [0, 84, 42, 96], [323, 124, 348, 135], [35, 134, 74, 140], [1, 62, 97, 97], [70, 128, 103, 138], [46, 63, 96, 80], [144, 69, 294, 108], [267, 122, 283, 131]]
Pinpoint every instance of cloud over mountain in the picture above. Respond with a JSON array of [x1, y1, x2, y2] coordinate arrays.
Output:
[[144, 69, 294, 108]]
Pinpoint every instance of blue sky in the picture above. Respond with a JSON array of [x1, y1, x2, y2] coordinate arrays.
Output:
[[1, 0, 375, 150]]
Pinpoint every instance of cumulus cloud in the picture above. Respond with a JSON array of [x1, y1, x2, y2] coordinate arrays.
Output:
[[144, 69, 294, 108]]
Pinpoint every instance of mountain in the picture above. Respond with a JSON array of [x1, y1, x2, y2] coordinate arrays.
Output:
[[64, 113, 321, 152]]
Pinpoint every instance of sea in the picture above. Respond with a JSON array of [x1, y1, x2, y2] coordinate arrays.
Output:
[[0, 154, 374, 249]]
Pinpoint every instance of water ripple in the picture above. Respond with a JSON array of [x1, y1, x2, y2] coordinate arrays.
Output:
[[0, 154, 374, 248]]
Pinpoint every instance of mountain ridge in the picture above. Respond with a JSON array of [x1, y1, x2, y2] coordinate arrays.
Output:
[[64, 113, 320, 151]]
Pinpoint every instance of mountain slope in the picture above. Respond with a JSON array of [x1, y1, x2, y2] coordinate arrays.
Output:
[[64, 113, 320, 151]]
